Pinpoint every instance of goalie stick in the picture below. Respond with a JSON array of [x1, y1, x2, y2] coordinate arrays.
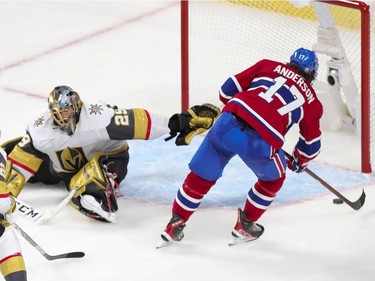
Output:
[[15, 189, 77, 224], [12, 223, 85, 261], [284, 150, 366, 210]]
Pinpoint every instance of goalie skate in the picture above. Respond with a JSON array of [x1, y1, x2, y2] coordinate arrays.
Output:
[[80, 195, 117, 223]]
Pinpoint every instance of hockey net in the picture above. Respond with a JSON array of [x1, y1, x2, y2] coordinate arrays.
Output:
[[181, 0, 374, 173]]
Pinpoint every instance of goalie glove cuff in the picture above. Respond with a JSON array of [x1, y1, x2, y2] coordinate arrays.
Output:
[[164, 113, 189, 142], [165, 103, 221, 146], [167, 113, 180, 132]]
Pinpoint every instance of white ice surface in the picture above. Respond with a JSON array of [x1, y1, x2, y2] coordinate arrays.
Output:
[[0, 2, 374, 281]]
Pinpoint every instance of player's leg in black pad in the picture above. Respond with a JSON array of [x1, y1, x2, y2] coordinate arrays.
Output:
[[5, 271, 27, 281]]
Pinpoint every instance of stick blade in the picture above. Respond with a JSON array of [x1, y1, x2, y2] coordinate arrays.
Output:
[[350, 189, 366, 210], [65, 252, 85, 258], [46, 251, 85, 261]]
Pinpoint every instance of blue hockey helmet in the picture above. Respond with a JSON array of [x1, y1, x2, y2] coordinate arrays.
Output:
[[289, 48, 319, 83]]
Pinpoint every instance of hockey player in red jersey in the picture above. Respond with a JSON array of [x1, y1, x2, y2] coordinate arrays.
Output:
[[0, 134, 27, 281], [2, 86, 220, 223], [159, 48, 322, 246]]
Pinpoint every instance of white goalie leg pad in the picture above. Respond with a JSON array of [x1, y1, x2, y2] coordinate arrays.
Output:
[[0, 227, 22, 260], [80, 195, 117, 223]]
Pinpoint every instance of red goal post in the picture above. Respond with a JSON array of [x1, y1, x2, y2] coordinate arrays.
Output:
[[181, 0, 374, 173]]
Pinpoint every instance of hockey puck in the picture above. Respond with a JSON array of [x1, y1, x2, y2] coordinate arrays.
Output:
[[333, 198, 344, 204]]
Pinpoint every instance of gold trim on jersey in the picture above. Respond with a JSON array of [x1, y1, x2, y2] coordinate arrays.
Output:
[[0, 255, 26, 277], [132, 108, 150, 139], [8, 146, 43, 172]]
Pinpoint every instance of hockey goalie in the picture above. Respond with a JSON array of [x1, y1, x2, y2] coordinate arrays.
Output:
[[1, 85, 220, 223]]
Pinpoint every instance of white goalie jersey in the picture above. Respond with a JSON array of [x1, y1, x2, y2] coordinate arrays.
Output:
[[7, 100, 170, 181]]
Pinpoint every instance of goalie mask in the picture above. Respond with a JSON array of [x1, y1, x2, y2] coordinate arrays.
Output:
[[48, 85, 83, 135], [289, 48, 319, 83]]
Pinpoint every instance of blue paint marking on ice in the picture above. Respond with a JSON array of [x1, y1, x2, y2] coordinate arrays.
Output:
[[120, 136, 375, 208]]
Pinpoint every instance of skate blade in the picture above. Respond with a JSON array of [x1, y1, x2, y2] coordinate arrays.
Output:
[[228, 235, 258, 246], [156, 239, 174, 249]]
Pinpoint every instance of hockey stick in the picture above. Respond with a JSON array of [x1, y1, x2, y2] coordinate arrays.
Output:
[[12, 223, 85, 261], [15, 198, 44, 223], [283, 150, 366, 210], [15, 189, 77, 224], [39, 189, 77, 224]]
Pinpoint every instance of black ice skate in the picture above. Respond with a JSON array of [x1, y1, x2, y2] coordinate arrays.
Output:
[[229, 208, 264, 246], [157, 213, 186, 249]]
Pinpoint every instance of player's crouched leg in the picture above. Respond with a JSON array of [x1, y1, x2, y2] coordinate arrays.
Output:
[[71, 183, 118, 223], [0, 226, 27, 281], [69, 157, 118, 223], [4, 270, 27, 281]]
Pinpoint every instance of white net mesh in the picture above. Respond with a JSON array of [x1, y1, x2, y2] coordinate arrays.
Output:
[[186, 0, 374, 172]]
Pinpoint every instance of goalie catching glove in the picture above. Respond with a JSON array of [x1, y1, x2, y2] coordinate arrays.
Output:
[[165, 103, 221, 146]]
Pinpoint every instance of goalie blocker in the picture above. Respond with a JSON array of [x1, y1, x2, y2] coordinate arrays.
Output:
[[165, 103, 221, 145]]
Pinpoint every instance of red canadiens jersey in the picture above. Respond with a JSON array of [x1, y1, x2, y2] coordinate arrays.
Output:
[[220, 59, 323, 161]]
